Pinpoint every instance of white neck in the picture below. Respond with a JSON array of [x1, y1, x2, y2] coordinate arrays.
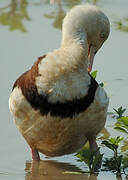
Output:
[[61, 29, 89, 73], [62, 30, 87, 48]]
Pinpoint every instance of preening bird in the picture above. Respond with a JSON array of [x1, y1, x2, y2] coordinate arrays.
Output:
[[9, 4, 110, 160]]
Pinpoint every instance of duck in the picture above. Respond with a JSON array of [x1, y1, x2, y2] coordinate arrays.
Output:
[[9, 4, 110, 161]]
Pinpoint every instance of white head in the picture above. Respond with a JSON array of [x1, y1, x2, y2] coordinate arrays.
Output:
[[61, 4, 110, 72]]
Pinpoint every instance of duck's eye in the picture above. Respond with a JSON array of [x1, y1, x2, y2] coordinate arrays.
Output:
[[100, 33, 105, 39]]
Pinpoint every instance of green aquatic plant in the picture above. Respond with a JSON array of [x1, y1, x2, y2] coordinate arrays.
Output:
[[114, 109, 128, 155], [113, 106, 126, 118], [103, 152, 128, 176], [102, 136, 123, 158], [99, 82, 104, 87], [76, 147, 103, 173], [114, 116, 128, 135], [104, 110, 128, 175], [91, 70, 98, 79], [75, 108, 128, 174], [102, 136, 124, 174], [91, 70, 105, 87], [103, 155, 123, 174]]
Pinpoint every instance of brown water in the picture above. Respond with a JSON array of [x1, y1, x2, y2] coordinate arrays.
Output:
[[0, 0, 128, 179]]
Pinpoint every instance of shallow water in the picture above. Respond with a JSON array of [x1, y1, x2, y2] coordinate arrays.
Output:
[[0, 0, 128, 179]]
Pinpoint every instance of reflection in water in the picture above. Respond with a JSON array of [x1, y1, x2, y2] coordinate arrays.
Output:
[[114, 17, 128, 32], [49, 0, 100, 6], [44, 0, 83, 30], [47, 0, 83, 7], [44, 0, 65, 29], [25, 160, 98, 180], [0, 0, 101, 32], [86, 0, 100, 5], [50, 0, 61, 4], [44, 0, 100, 30], [0, 0, 31, 32], [61, 0, 82, 8]]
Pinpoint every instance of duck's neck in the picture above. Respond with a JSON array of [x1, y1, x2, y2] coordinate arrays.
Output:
[[61, 30, 89, 72]]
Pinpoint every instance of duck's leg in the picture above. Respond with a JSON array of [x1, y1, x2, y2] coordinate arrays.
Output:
[[31, 149, 40, 161], [88, 137, 99, 153], [88, 137, 101, 170]]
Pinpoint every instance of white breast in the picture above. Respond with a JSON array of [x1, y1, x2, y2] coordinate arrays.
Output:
[[48, 69, 91, 103], [36, 49, 90, 103]]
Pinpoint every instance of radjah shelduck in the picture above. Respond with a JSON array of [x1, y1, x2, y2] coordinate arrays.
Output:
[[9, 4, 110, 160]]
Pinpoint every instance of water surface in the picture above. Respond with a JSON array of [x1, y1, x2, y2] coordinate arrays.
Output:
[[0, 0, 128, 179]]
